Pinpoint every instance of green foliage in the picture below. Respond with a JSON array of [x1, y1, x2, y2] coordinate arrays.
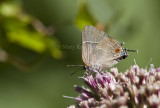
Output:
[[0, 1, 62, 59], [75, 2, 95, 30], [0, 0, 160, 108]]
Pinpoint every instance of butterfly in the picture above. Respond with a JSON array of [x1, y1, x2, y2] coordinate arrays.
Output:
[[82, 25, 137, 72]]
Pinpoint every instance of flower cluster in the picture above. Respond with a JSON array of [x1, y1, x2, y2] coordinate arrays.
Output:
[[68, 64, 160, 108]]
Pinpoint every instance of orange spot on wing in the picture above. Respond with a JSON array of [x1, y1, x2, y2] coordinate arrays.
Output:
[[84, 63, 88, 66], [96, 23, 105, 31], [82, 59, 88, 66], [115, 49, 120, 53]]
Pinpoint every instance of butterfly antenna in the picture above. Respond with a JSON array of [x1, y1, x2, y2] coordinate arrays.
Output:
[[70, 66, 83, 76], [126, 49, 138, 53], [66, 65, 84, 76], [66, 65, 84, 67]]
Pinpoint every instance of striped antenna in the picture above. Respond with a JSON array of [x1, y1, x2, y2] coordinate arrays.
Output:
[[66, 65, 84, 76], [66, 65, 84, 67], [126, 49, 138, 53]]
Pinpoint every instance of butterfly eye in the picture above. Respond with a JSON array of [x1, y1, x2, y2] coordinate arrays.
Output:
[[115, 49, 120, 53]]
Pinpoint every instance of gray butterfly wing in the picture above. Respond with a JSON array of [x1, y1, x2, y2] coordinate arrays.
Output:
[[90, 37, 123, 70], [82, 25, 123, 70], [82, 25, 107, 66]]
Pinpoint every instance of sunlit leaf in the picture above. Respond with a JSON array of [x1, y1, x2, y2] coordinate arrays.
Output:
[[4, 20, 62, 58], [75, 2, 96, 30], [7, 30, 46, 53], [0, 1, 62, 59], [0, 2, 19, 17]]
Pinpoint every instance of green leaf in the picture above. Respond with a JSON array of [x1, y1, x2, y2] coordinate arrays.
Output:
[[75, 2, 95, 30], [3, 16, 62, 59], [0, 1, 63, 59]]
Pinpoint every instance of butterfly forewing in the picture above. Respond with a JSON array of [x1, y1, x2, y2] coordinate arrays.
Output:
[[82, 25, 108, 66]]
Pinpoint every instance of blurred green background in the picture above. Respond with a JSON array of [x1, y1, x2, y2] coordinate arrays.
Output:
[[0, 0, 160, 108]]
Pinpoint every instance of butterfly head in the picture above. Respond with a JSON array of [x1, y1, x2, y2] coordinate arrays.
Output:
[[120, 48, 138, 60], [121, 48, 128, 59], [115, 47, 138, 62]]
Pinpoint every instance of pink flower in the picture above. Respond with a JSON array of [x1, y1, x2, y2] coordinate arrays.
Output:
[[67, 64, 160, 108]]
